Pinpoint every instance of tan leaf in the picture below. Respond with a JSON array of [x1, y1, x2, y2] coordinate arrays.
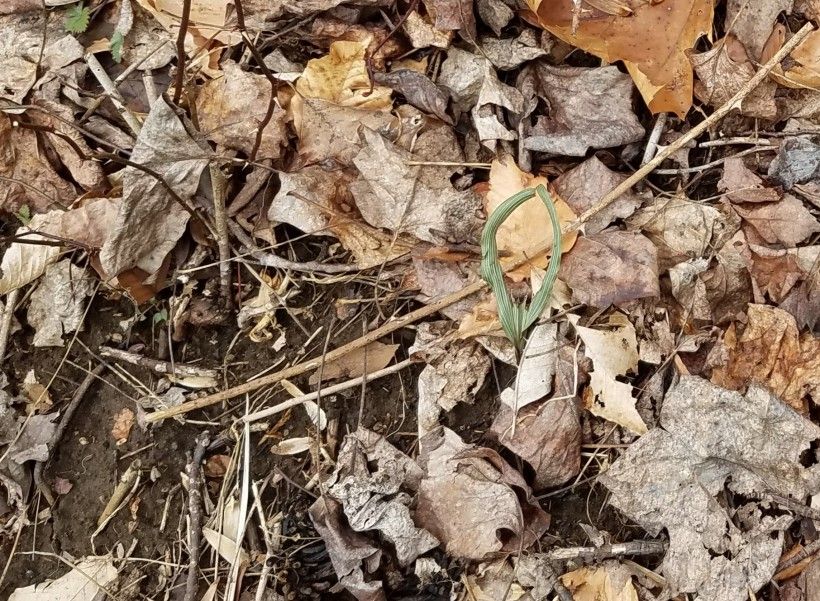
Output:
[[22, 370, 52, 414], [711, 304, 820, 413], [0, 213, 62, 295], [309, 341, 398, 385], [270, 437, 313, 455], [735, 194, 820, 247], [111, 407, 135, 445], [559, 230, 659, 309], [8, 556, 117, 601], [690, 35, 777, 119], [576, 313, 647, 435], [403, 10, 453, 49], [725, 0, 793, 60], [561, 563, 639, 601], [196, 60, 288, 158], [526, 0, 713, 116], [718, 157, 781, 204], [779, 29, 820, 89], [485, 155, 577, 280], [203, 454, 231, 478], [294, 38, 392, 110]]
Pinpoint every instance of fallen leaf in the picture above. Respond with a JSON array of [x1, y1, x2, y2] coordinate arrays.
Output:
[[485, 155, 578, 280], [499, 323, 558, 412], [309, 341, 397, 385], [326, 428, 438, 566], [519, 63, 645, 155], [559, 230, 659, 309], [471, 59, 524, 148], [424, 0, 477, 41], [28, 260, 94, 347], [490, 340, 583, 489], [372, 69, 452, 124], [415, 427, 550, 560], [8, 555, 117, 601], [196, 60, 288, 158], [725, 0, 793, 60], [203, 527, 250, 565], [710, 304, 820, 412], [476, 0, 513, 35], [309, 17, 404, 70], [627, 195, 736, 270], [480, 30, 547, 71], [778, 29, 820, 89], [100, 96, 211, 277], [350, 127, 482, 244], [464, 559, 528, 601], [203, 454, 230, 478], [22, 370, 52, 413], [767, 137, 820, 190], [576, 312, 647, 434], [526, 0, 713, 115], [403, 10, 453, 49], [111, 407, 135, 445], [53, 477, 73, 496], [600, 376, 819, 601], [669, 258, 713, 321], [690, 35, 777, 118], [437, 47, 489, 118], [553, 156, 647, 235], [718, 157, 781, 204], [270, 437, 313, 455], [0, 212, 62, 295], [734, 194, 820, 247], [561, 562, 639, 601]]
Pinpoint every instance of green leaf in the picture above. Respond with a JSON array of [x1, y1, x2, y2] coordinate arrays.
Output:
[[65, 2, 91, 34], [153, 308, 168, 325], [16, 205, 31, 225], [110, 31, 124, 63]]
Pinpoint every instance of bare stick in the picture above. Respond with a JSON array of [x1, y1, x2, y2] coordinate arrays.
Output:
[[84, 52, 143, 136], [227, 160, 271, 216], [0, 288, 19, 365], [34, 364, 107, 505], [184, 431, 210, 601], [173, 0, 192, 105], [99, 346, 217, 379], [546, 540, 667, 562], [210, 165, 233, 308], [640, 113, 667, 167], [242, 358, 415, 423], [144, 22, 815, 423]]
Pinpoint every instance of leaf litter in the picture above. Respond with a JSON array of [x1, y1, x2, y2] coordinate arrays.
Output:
[[0, 0, 819, 600]]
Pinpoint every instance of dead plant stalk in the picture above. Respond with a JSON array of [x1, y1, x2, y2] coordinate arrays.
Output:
[[144, 22, 816, 423]]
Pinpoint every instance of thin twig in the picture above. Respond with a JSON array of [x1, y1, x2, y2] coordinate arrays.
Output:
[[0, 289, 19, 365], [546, 540, 667, 562], [183, 431, 210, 601], [33, 364, 107, 505], [99, 346, 217, 379], [143, 22, 816, 422], [209, 165, 233, 308], [173, 0, 192, 105], [84, 52, 142, 136], [653, 146, 775, 175], [640, 113, 667, 167], [227, 161, 271, 216]]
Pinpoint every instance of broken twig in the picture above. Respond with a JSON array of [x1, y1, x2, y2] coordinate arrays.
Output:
[[99, 346, 218, 379], [184, 431, 210, 601]]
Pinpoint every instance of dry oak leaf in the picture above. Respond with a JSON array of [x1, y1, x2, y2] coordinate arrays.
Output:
[[294, 37, 392, 113], [689, 35, 777, 119], [519, 63, 645, 156], [416, 427, 550, 560], [525, 0, 713, 116], [309, 341, 397, 385], [196, 60, 288, 158], [575, 312, 647, 435], [734, 194, 820, 247], [485, 155, 578, 281], [561, 563, 639, 601], [559, 229, 660, 309], [710, 304, 820, 413]]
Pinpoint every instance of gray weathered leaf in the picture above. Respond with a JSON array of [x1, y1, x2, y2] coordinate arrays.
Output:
[[28, 260, 94, 347]]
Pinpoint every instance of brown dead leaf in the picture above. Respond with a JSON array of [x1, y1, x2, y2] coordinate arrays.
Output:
[[416, 428, 550, 560], [403, 10, 453, 49], [526, 0, 713, 116], [576, 312, 646, 434], [111, 407, 135, 445], [719, 157, 781, 204], [519, 63, 645, 156], [747, 245, 819, 329], [203, 454, 231, 478], [734, 194, 820, 247], [690, 35, 777, 119], [725, 0, 793, 61], [553, 156, 647, 235], [309, 17, 404, 69], [22, 370, 52, 414], [485, 155, 577, 280], [309, 341, 398, 385], [559, 230, 659, 309], [372, 70, 452, 124], [53, 476, 73, 496], [778, 29, 820, 89], [350, 127, 481, 244], [196, 60, 288, 158], [424, 0, 477, 41], [100, 97, 210, 277], [711, 304, 820, 413], [561, 563, 639, 601]]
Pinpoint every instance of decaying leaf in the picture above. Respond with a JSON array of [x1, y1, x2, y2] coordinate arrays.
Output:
[[415, 427, 550, 560], [777, 29, 820, 89], [0, 212, 62, 295], [519, 63, 645, 156], [270, 437, 313, 455], [325, 428, 438, 566], [425, 0, 477, 41], [28, 260, 94, 347], [710, 304, 820, 412], [690, 35, 777, 118], [768, 137, 820, 190], [309, 341, 397, 385], [560, 562, 639, 601], [575, 312, 647, 434], [111, 407, 135, 445], [372, 69, 452, 124], [22, 370, 52, 413], [559, 230, 659, 309], [480, 30, 547, 71], [8, 555, 117, 601], [600, 376, 820, 601], [100, 97, 210, 277], [734, 193, 820, 247], [485, 155, 577, 279], [350, 127, 481, 244], [499, 323, 558, 412], [718, 157, 781, 204], [725, 0, 793, 60], [196, 60, 288, 158], [526, 0, 713, 115]]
